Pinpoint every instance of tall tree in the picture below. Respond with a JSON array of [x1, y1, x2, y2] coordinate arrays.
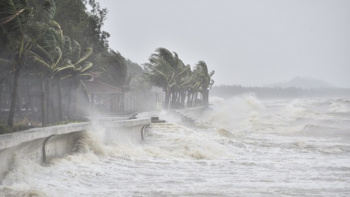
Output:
[[145, 48, 178, 109], [54, 44, 93, 119], [194, 61, 215, 107], [54, 0, 109, 51], [29, 20, 64, 125], [0, 0, 56, 126]]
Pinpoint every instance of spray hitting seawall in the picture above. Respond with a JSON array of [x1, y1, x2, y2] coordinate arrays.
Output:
[[1, 96, 350, 196]]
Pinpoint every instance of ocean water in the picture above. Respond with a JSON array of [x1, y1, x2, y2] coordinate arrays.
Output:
[[1, 96, 350, 196]]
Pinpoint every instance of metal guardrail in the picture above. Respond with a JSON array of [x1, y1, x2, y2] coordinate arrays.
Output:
[[141, 124, 150, 140], [42, 134, 55, 163]]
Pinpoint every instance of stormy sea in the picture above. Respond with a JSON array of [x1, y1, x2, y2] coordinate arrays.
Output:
[[1, 96, 350, 196]]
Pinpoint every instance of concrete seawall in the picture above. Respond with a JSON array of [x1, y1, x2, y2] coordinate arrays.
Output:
[[0, 118, 150, 180]]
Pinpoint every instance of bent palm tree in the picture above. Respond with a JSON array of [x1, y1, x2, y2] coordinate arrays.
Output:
[[145, 48, 184, 109], [29, 23, 63, 125], [0, 0, 56, 126], [194, 61, 215, 107], [54, 45, 93, 119]]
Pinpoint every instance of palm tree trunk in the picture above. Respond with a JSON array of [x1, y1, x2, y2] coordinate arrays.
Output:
[[25, 81, 30, 115], [175, 91, 179, 108], [203, 89, 209, 107], [50, 94, 56, 123], [46, 78, 52, 124], [180, 91, 186, 108], [71, 82, 80, 120], [7, 65, 21, 127], [171, 91, 177, 109], [186, 91, 190, 107], [164, 90, 170, 109], [73, 89, 77, 119], [41, 76, 47, 127], [27, 87, 34, 116], [188, 91, 193, 107], [67, 82, 72, 120], [57, 79, 63, 121], [16, 91, 22, 118], [192, 92, 196, 107], [120, 91, 125, 113], [0, 83, 3, 112]]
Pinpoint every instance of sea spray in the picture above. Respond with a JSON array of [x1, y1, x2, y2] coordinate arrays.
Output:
[[329, 100, 350, 113], [75, 124, 109, 156], [284, 99, 307, 121], [0, 97, 349, 196]]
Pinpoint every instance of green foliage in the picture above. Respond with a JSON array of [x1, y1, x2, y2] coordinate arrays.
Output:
[[0, 124, 10, 134], [0, 118, 35, 134], [194, 61, 215, 90], [0, 0, 57, 59], [145, 47, 215, 108], [1, 0, 58, 127], [54, 0, 109, 50], [126, 59, 144, 77], [96, 50, 127, 88], [145, 47, 214, 93], [0, 0, 217, 127], [145, 48, 179, 91]]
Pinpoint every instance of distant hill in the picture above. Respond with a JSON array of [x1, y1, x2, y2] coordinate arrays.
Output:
[[269, 77, 334, 89]]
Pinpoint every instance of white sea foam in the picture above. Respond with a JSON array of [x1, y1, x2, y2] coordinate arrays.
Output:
[[329, 101, 350, 113], [1, 97, 350, 196]]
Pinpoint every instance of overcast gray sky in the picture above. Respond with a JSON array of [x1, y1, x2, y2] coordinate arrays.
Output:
[[97, 0, 350, 87]]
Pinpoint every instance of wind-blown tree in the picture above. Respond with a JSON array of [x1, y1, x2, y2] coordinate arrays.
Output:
[[126, 59, 144, 77], [54, 44, 93, 119], [0, 0, 56, 126], [29, 20, 64, 125], [186, 70, 201, 107], [145, 48, 215, 109], [95, 50, 127, 112], [0, 60, 12, 114], [175, 64, 195, 108], [97, 50, 127, 88], [173, 61, 198, 108], [55, 0, 109, 52], [194, 61, 215, 107], [0, 27, 12, 82], [145, 48, 182, 109]]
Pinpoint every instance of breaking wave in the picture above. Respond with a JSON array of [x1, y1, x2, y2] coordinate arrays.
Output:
[[1, 96, 350, 196]]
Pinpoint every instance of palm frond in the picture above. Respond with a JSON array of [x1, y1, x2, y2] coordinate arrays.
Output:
[[71, 40, 81, 62], [52, 46, 62, 67], [53, 64, 75, 78], [30, 44, 52, 63], [0, 8, 25, 25], [74, 47, 92, 67], [80, 62, 93, 73]]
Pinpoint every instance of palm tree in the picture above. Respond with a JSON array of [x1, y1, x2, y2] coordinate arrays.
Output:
[[175, 64, 197, 108], [0, 0, 56, 126], [194, 61, 215, 107], [54, 44, 93, 120], [145, 48, 183, 109], [183, 67, 201, 107], [29, 20, 64, 125], [0, 59, 12, 113]]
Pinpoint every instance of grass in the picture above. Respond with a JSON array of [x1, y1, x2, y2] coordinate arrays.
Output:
[[0, 118, 36, 134]]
